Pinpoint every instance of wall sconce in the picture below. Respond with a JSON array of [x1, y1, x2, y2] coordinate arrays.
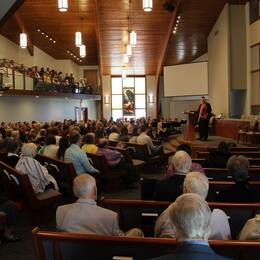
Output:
[[104, 95, 110, 104], [149, 94, 154, 104]]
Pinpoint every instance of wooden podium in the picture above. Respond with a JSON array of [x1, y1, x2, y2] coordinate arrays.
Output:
[[183, 111, 197, 141]]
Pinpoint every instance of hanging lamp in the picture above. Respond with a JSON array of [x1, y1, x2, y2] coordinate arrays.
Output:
[[75, 32, 82, 47], [80, 44, 86, 58], [58, 0, 68, 12], [20, 33, 27, 49], [143, 0, 153, 12]]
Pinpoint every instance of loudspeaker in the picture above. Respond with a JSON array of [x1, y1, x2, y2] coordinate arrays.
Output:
[[163, 0, 175, 12]]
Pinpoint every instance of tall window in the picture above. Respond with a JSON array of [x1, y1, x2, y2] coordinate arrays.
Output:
[[111, 77, 146, 120]]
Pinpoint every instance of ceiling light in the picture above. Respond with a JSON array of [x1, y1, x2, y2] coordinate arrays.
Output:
[[37, 29, 40, 32], [75, 32, 82, 47], [173, 30, 176, 34], [20, 33, 27, 49], [143, 0, 153, 12], [126, 44, 132, 57], [123, 54, 129, 64], [178, 15, 181, 19], [58, 0, 68, 12], [53, 40, 56, 43], [80, 44, 86, 58], [130, 30, 137, 47]]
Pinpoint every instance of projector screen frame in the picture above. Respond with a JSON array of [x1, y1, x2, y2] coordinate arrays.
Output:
[[163, 61, 208, 98]]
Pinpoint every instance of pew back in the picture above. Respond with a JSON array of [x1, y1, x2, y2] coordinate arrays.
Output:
[[32, 228, 260, 260], [101, 198, 260, 239]]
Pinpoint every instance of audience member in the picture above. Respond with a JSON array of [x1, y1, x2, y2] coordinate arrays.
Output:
[[137, 124, 163, 156], [16, 143, 58, 193], [238, 216, 260, 240], [57, 137, 69, 161], [150, 194, 230, 260], [3, 138, 20, 168], [153, 151, 192, 201], [155, 172, 231, 240], [64, 131, 99, 175], [216, 155, 260, 202], [81, 133, 98, 154], [166, 144, 204, 177], [203, 142, 232, 168], [97, 138, 138, 188], [56, 174, 143, 237], [108, 126, 120, 141], [42, 134, 59, 159]]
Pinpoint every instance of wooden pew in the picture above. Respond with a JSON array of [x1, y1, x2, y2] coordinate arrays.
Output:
[[86, 152, 127, 191], [0, 161, 62, 224], [107, 146, 147, 170], [208, 147, 259, 152], [193, 158, 260, 167], [101, 198, 260, 239], [108, 140, 173, 167], [35, 154, 77, 201], [139, 177, 260, 202], [32, 227, 260, 260], [204, 167, 260, 181], [197, 151, 260, 159]]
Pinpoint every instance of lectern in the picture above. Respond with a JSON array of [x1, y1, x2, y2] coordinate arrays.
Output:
[[183, 111, 197, 141]]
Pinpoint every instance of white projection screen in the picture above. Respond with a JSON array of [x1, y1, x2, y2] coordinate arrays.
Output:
[[164, 62, 208, 97]]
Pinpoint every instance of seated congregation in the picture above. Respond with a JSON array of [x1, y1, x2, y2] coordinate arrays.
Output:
[[1, 118, 260, 259]]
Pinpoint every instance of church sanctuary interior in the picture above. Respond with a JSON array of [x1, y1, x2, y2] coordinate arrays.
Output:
[[2, 0, 260, 259]]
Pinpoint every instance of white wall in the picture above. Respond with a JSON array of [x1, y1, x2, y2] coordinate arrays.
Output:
[[0, 96, 97, 122], [146, 75, 156, 118], [208, 4, 230, 116]]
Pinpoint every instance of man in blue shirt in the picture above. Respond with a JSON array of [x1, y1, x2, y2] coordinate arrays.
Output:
[[65, 130, 99, 175]]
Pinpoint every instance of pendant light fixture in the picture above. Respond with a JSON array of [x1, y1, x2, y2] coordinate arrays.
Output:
[[80, 44, 86, 58], [122, 68, 127, 79], [130, 30, 137, 47], [143, 0, 153, 12], [75, 32, 82, 47], [123, 54, 129, 65], [126, 44, 132, 57], [58, 0, 68, 12], [20, 33, 27, 49]]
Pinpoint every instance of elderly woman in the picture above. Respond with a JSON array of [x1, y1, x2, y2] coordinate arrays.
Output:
[[16, 143, 58, 194]]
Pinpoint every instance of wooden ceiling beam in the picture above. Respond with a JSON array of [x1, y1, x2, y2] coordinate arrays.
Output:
[[0, 0, 26, 28], [94, 0, 104, 118], [13, 12, 34, 56], [155, 0, 182, 117]]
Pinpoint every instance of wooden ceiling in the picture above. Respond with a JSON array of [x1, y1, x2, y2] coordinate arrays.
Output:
[[0, 0, 98, 65], [165, 0, 247, 65], [0, 0, 247, 73]]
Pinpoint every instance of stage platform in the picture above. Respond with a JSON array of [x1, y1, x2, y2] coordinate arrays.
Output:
[[167, 134, 247, 158]]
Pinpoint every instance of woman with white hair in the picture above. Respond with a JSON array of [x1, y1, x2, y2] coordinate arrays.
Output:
[[153, 150, 192, 201], [16, 143, 58, 194], [155, 172, 231, 240]]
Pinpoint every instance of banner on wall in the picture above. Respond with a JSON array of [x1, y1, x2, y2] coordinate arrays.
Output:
[[123, 88, 135, 116]]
